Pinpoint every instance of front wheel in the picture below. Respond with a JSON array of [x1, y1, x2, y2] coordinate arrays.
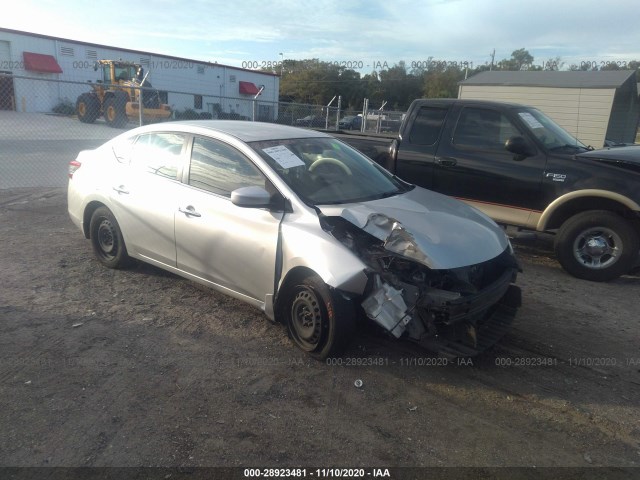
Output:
[[103, 95, 128, 128], [284, 275, 356, 360], [554, 210, 639, 282], [89, 207, 131, 269], [76, 93, 100, 123]]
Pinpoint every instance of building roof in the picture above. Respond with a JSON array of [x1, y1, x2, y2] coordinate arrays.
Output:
[[0, 27, 278, 77], [459, 70, 636, 89]]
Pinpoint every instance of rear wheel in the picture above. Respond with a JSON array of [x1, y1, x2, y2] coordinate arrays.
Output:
[[554, 210, 639, 281], [76, 93, 100, 123], [104, 95, 128, 128], [283, 274, 356, 360], [89, 207, 131, 269]]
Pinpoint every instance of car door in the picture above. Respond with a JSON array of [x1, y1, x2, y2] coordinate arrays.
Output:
[[433, 105, 547, 225], [174, 135, 284, 302], [109, 131, 186, 266], [395, 105, 450, 189]]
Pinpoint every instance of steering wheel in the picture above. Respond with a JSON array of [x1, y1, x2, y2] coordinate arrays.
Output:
[[309, 157, 352, 176]]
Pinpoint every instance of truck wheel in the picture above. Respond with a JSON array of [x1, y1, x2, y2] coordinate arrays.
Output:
[[283, 274, 356, 360], [554, 210, 639, 282], [76, 93, 100, 123], [104, 95, 128, 128]]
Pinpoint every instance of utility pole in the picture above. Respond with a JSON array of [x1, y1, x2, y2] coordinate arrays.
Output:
[[490, 49, 495, 71]]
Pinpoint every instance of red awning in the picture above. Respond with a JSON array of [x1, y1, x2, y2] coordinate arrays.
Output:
[[23, 52, 63, 74], [239, 81, 260, 95]]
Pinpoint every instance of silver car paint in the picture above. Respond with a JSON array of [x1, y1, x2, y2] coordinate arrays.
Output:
[[319, 187, 509, 270], [68, 123, 371, 320], [68, 121, 513, 337]]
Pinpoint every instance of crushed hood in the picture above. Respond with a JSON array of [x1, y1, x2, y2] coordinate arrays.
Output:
[[319, 187, 510, 270]]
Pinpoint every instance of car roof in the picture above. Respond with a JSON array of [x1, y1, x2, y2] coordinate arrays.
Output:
[[132, 120, 330, 142]]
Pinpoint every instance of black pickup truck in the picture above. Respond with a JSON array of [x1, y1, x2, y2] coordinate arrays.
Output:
[[330, 98, 640, 282]]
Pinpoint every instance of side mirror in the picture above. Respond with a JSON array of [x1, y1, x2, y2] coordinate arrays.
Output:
[[231, 186, 273, 208], [505, 136, 533, 157]]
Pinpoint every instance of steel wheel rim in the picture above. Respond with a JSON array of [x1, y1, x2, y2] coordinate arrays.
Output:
[[106, 106, 116, 122], [78, 102, 86, 116], [572, 226, 622, 270], [290, 288, 322, 350], [97, 218, 117, 258]]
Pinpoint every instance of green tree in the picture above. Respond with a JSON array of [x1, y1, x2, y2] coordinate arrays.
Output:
[[497, 48, 535, 70]]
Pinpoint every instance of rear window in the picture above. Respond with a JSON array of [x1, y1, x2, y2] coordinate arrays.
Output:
[[409, 107, 447, 145]]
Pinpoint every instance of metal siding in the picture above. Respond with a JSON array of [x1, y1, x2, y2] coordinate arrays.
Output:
[[0, 40, 10, 64]]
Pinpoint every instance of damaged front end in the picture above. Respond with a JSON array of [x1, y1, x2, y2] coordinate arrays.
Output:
[[321, 215, 522, 357]]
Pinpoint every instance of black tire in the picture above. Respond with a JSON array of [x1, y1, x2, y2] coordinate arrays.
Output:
[[89, 207, 131, 269], [103, 94, 128, 128], [554, 210, 639, 282], [284, 274, 356, 360], [76, 93, 100, 123]]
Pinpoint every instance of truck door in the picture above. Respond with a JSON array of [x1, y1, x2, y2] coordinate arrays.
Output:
[[395, 105, 449, 189], [433, 105, 547, 226]]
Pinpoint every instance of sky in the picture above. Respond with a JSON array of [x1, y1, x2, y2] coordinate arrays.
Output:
[[3, 0, 640, 72]]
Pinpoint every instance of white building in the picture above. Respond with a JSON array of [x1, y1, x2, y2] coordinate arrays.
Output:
[[0, 28, 279, 120]]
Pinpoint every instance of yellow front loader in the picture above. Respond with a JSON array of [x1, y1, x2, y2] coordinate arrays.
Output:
[[76, 60, 171, 128]]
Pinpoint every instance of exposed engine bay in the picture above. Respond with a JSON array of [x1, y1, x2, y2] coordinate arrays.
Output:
[[321, 214, 522, 357]]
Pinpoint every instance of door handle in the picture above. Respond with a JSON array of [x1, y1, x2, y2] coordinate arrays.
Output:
[[179, 206, 201, 217], [112, 185, 129, 194], [435, 157, 457, 167]]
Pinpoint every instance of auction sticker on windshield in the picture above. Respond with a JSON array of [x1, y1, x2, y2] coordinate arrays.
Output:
[[262, 145, 305, 169], [518, 112, 544, 130]]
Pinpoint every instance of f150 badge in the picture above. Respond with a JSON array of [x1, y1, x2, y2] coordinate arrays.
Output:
[[545, 172, 567, 182]]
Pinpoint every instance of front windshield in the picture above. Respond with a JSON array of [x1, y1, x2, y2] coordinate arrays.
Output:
[[250, 137, 409, 205], [515, 107, 588, 151]]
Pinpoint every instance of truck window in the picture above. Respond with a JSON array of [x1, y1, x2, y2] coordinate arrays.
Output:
[[453, 107, 521, 150], [409, 107, 448, 145]]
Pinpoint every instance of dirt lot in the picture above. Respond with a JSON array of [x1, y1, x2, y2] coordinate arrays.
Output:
[[1, 187, 639, 473]]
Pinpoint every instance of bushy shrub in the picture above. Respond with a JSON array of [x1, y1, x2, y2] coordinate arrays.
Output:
[[174, 108, 200, 120], [52, 98, 76, 115]]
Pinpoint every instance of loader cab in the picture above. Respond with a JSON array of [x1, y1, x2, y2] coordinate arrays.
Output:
[[96, 61, 137, 85]]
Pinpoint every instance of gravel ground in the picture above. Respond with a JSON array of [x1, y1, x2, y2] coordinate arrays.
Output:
[[0, 187, 639, 476]]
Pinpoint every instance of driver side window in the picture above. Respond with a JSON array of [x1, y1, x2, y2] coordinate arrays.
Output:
[[188, 137, 267, 197], [453, 108, 522, 150]]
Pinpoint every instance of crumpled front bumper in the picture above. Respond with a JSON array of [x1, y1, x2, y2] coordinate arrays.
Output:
[[361, 259, 522, 357]]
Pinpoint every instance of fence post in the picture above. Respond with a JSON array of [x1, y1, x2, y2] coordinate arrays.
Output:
[[361, 98, 368, 133], [138, 85, 143, 126]]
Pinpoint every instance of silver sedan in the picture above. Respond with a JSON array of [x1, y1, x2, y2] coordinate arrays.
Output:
[[68, 121, 521, 359]]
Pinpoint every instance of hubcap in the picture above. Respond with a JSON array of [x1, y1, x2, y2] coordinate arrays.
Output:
[[97, 219, 116, 257], [291, 289, 322, 349], [573, 227, 621, 270]]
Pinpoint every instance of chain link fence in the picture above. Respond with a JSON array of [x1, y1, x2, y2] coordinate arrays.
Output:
[[0, 73, 403, 188]]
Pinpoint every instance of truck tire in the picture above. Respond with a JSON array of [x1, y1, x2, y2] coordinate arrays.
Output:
[[103, 93, 128, 128], [76, 93, 100, 123], [554, 210, 639, 282]]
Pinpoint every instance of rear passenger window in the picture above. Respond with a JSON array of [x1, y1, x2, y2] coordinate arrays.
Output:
[[188, 137, 266, 197], [131, 133, 185, 179], [409, 107, 447, 145]]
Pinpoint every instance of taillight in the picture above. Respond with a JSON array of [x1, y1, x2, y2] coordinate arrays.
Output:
[[68, 160, 81, 179]]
